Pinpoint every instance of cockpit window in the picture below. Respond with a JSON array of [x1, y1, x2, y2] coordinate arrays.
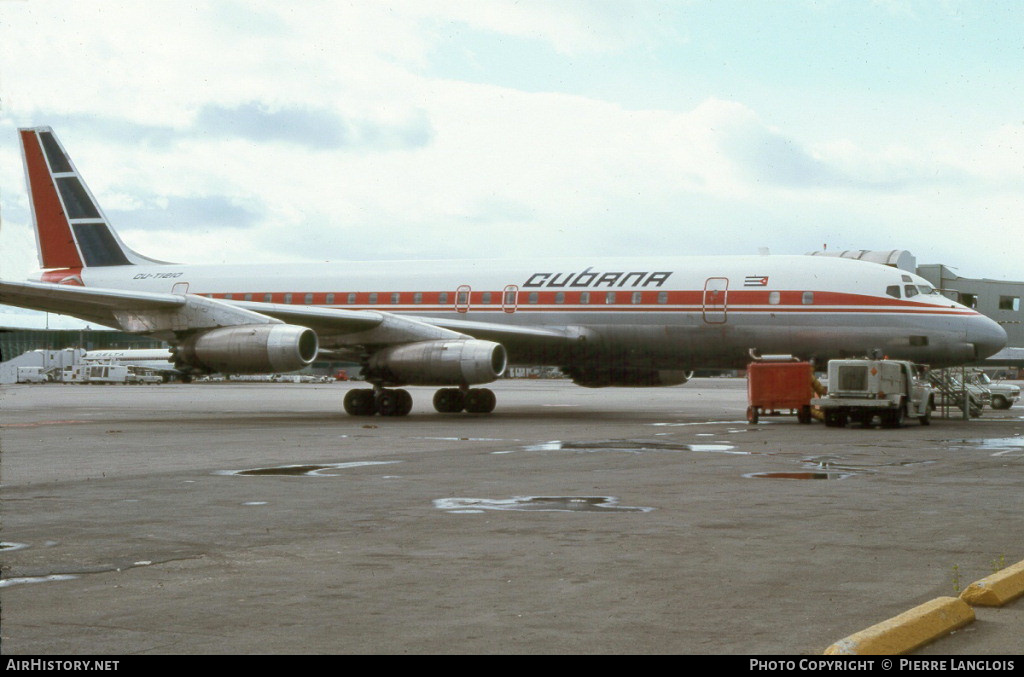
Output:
[[886, 285, 900, 299], [918, 285, 935, 295], [904, 285, 918, 298]]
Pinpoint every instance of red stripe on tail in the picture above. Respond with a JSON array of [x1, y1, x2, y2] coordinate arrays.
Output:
[[20, 129, 83, 269]]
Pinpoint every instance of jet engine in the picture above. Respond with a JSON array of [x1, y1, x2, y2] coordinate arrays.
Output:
[[565, 367, 692, 388], [175, 324, 318, 374], [366, 339, 507, 386]]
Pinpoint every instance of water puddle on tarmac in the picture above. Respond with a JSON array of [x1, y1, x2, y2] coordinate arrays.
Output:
[[435, 496, 654, 514], [0, 575, 78, 588], [651, 421, 747, 427], [508, 440, 742, 454], [744, 455, 935, 480], [744, 471, 853, 480], [218, 461, 401, 477], [0, 542, 27, 551], [951, 437, 1024, 457]]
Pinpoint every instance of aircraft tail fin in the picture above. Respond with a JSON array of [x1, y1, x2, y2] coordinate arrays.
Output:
[[19, 127, 162, 269]]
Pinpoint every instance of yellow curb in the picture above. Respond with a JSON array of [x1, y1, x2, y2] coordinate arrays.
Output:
[[960, 559, 1024, 607], [824, 597, 974, 655]]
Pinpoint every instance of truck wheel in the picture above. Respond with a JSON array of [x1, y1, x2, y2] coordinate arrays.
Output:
[[882, 403, 906, 428], [747, 406, 759, 424], [797, 406, 811, 424], [991, 395, 1008, 410], [824, 410, 846, 428], [919, 407, 931, 426]]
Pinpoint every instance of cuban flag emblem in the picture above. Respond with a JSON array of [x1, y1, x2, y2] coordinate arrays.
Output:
[[744, 276, 769, 287]]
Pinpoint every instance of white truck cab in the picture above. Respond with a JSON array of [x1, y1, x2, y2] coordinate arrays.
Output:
[[812, 359, 934, 428]]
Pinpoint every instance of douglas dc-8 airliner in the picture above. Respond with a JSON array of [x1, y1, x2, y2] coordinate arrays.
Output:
[[0, 127, 1006, 416]]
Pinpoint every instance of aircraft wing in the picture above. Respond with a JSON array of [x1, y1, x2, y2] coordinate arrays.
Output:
[[0, 279, 185, 328], [233, 300, 576, 358], [1, 279, 576, 361]]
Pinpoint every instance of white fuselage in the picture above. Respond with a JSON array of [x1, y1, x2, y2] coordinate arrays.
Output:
[[42, 254, 1007, 371]]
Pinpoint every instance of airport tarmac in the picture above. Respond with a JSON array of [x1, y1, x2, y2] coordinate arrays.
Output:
[[1, 378, 1022, 655]]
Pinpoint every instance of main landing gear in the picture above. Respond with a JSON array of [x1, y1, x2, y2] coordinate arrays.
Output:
[[343, 386, 497, 417]]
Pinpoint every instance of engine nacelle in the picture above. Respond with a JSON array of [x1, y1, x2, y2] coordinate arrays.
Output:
[[566, 367, 692, 388], [176, 324, 318, 374], [367, 339, 507, 386]]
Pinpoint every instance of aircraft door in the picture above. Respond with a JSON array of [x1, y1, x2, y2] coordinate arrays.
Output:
[[502, 285, 518, 313], [702, 277, 729, 324], [456, 285, 471, 314]]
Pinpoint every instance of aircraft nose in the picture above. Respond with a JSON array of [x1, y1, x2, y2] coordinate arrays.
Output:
[[967, 315, 1007, 361]]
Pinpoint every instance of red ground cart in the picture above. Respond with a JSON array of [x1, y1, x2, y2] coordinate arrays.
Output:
[[746, 361, 816, 424]]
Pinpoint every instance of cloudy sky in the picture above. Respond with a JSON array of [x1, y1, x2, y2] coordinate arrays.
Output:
[[1, 0, 1021, 328]]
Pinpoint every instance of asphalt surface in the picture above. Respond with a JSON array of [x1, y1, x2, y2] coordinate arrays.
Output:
[[1, 379, 1022, 654]]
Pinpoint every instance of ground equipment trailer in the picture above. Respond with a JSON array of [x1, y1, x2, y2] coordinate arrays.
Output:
[[811, 359, 934, 428], [746, 360, 818, 424]]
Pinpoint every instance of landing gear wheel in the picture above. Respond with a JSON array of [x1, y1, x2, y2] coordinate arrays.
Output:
[[433, 388, 465, 413], [464, 388, 496, 414], [344, 388, 378, 416], [377, 389, 413, 417]]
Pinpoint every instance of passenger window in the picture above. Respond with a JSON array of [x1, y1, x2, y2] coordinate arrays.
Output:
[[391, 292, 400, 304], [482, 292, 492, 304], [325, 293, 334, 304], [347, 293, 356, 304], [605, 292, 616, 304], [580, 292, 590, 304], [368, 293, 378, 304], [305, 293, 314, 304], [904, 286, 918, 298], [886, 286, 900, 299], [657, 291, 668, 305], [264, 293, 273, 303], [555, 292, 565, 304], [631, 291, 642, 304], [528, 292, 539, 304], [224, 293, 233, 300], [439, 292, 448, 305], [284, 293, 292, 304], [414, 292, 423, 304], [769, 291, 780, 305], [802, 291, 813, 305], [244, 293, 253, 301]]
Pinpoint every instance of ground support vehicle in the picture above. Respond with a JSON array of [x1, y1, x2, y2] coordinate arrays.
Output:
[[927, 369, 986, 417], [968, 370, 1019, 410], [746, 361, 817, 424], [811, 359, 933, 428]]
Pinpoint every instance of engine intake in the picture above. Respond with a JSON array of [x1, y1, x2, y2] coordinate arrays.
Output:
[[176, 324, 318, 374], [367, 339, 507, 386]]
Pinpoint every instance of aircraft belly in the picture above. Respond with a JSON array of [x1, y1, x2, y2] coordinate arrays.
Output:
[[490, 310, 977, 369]]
